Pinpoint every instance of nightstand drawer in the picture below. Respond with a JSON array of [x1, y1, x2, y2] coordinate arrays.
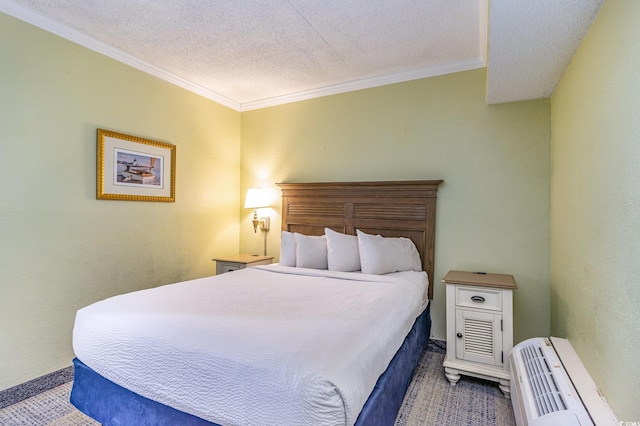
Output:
[[219, 262, 244, 274], [456, 286, 502, 311]]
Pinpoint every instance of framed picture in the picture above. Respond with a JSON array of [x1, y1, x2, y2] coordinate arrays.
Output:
[[96, 129, 176, 202]]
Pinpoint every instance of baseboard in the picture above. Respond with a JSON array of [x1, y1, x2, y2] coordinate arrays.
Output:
[[0, 365, 73, 409]]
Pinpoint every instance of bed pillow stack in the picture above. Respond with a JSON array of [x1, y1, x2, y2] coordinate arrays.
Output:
[[280, 229, 422, 274]]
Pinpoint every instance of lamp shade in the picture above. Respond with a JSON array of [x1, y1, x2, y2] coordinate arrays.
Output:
[[244, 188, 271, 209]]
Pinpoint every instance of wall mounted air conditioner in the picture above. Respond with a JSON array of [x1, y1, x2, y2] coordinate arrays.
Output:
[[509, 337, 618, 426]]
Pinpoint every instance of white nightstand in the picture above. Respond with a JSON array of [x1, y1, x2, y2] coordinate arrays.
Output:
[[442, 270, 517, 397], [213, 254, 274, 274]]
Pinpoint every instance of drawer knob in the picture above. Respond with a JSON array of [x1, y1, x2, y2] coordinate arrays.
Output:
[[471, 295, 485, 303], [456, 332, 463, 338]]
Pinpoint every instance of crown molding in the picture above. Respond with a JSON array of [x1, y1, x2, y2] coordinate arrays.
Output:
[[2, 0, 486, 113], [239, 58, 485, 111]]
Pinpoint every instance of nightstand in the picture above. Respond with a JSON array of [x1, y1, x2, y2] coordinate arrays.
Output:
[[442, 270, 517, 397], [213, 254, 274, 274]]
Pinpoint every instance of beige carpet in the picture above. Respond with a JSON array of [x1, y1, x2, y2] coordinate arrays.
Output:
[[0, 344, 515, 425]]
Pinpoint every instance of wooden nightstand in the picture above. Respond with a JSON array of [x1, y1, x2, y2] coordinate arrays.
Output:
[[212, 254, 274, 275], [442, 270, 517, 397]]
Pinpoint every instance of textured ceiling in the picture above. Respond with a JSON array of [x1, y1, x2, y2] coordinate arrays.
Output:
[[1, 0, 604, 111], [487, 0, 605, 104]]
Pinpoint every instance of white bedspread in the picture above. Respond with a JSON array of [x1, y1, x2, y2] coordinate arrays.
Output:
[[73, 265, 428, 426]]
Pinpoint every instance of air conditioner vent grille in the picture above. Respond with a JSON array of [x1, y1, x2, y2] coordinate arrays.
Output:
[[520, 342, 568, 417]]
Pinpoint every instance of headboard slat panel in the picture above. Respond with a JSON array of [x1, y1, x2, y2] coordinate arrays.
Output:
[[353, 204, 427, 221], [286, 203, 346, 217]]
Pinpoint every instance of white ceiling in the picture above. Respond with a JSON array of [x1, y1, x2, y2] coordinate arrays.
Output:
[[1, 0, 604, 111]]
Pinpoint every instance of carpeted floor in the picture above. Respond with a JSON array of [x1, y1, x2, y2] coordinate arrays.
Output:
[[395, 343, 515, 425], [0, 341, 515, 425]]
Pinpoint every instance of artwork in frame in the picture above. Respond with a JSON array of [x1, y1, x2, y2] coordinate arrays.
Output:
[[96, 129, 176, 202]]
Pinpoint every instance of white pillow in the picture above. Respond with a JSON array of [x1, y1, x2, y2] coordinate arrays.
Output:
[[356, 229, 422, 275], [325, 228, 360, 272], [279, 230, 296, 266], [294, 233, 328, 269]]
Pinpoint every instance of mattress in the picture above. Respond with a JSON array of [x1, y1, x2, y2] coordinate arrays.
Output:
[[73, 265, 429, 426]]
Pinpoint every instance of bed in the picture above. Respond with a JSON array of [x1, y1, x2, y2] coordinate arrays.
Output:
[[70, 180, 443, 426]]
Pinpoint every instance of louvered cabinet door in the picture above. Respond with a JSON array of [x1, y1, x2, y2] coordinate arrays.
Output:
[[455, 309, 503, 366]]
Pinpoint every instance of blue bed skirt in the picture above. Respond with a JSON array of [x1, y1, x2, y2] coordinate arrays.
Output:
[[71, 305, 431, 426]]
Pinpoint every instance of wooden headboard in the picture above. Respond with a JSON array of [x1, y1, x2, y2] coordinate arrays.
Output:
[[277, 180, 443, 299]]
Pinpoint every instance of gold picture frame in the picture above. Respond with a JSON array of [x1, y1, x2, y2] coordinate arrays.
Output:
[[96, 129, 176, 202]]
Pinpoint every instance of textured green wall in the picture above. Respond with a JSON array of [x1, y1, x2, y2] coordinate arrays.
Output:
[[550, 0, 640, 420], [0, 14, 241, 390], [240, 68, 551, 343]]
